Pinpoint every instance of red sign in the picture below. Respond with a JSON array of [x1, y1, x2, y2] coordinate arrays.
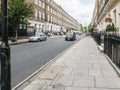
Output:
[[105, 17, 112, 23]]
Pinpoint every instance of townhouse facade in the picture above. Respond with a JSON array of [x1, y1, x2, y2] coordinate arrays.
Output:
[[26, 0, 78, 34], [92, 0, 120, 33]]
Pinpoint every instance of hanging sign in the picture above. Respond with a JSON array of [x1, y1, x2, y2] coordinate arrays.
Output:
[[105, 17, 112, 23]]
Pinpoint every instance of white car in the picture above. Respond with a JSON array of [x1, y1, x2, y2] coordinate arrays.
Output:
[[29, 33, 47, 42]]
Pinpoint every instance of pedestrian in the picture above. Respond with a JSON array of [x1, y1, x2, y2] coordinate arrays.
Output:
[[48, 32, 51, 37]]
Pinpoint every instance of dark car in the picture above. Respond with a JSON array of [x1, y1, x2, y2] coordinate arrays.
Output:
[[65, 32, 76, 41]]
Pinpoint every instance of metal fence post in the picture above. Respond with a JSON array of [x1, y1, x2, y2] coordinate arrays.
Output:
[[0, 0, 11, 90]]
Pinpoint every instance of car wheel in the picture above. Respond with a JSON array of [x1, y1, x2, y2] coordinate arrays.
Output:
[[65, 38, 67, 41], [37, 39, 40, 42], [44, 38, 47, 41]]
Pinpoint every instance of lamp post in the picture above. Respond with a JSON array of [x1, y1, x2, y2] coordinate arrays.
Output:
[[0, 0, 11, 90]]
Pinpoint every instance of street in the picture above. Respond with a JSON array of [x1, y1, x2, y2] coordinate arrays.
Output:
[[0, 0, 120, 90], [11, 36, 82, 87]]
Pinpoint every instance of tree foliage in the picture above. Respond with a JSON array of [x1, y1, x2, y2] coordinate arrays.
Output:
[[106, 23, 116, 32], [8, 0, 34, 40], [8, 0, 33, 26], [80, 24, 83, 30], [88, 23, 93, 32]]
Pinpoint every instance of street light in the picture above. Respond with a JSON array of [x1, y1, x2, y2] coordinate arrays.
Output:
[[0, 0, 11, 90]]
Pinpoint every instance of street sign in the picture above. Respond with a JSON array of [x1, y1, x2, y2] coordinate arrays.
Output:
[[105, 17, 112, 23]]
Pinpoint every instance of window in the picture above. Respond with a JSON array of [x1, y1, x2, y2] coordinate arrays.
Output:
[[42, 12, 45, 20], [34, 9, 40, 19], [119, 5, 120, 15], [35, 0, 38, 5], [51, 1, 52, 5], [51, 8, 52, 13], [39, 11, 41, 20], [39, 0, 41, 7], [113, 9, 117, 24], [48, 0, 50, 2], [51, 16, 53, 23], [54, 11, 57, 15], [53, 10, 54, 14], [34, 9, 38, 19], [48, 6, 51, 11], [48, 6, 50, 11], [19, 24, 22, 29], [47, 15, 50, 22], [42, 2, 45, 8]]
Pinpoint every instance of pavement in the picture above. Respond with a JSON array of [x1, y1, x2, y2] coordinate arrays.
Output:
[[21, 36, 120, 90], [9, 39, 28, 45], [0, 35, 64, 45]]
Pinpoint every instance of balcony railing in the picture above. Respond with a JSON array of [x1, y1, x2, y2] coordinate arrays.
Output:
[[97, 0, 109, 20]]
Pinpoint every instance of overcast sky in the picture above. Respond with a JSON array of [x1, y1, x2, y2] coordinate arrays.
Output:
[[54, 0, 96, 26]]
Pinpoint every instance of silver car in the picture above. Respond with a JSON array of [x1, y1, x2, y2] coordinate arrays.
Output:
[[29, 33, 47, 42]]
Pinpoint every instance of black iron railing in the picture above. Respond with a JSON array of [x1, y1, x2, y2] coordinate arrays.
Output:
[[92, 32, 101, 45], [104, 34, 120, 69]]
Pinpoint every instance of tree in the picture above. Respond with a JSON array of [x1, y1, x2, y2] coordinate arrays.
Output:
[[80, 24, 83, 31], [88, 23, 93, 32], [8, 0, 33, 41], [84, 27, 87, 33], [80, 24, 86, 33]]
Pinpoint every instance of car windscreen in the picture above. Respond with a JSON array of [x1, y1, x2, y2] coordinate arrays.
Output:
[[66, 33, 73, 36], [35, 34, 40, 37]]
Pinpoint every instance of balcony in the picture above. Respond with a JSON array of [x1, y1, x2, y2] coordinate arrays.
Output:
[[97, 0, 120, 23], [105, 0, 120, 12], [97, 0, 109, 21]]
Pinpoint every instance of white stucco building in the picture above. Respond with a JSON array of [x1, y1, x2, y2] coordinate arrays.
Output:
[[26, 0, 78, 35], [92, 0, 120, 33]]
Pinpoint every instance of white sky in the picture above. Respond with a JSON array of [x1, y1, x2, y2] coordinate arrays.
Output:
[[54, 0, 96, 26]]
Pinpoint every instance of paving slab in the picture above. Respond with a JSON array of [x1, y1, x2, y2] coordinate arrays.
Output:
[[73, 76, 95, 88], [62, 68, 73, 76], [30, 79, 52, 85], [102, 69, 118, 77], [43, 85, 65, 90], [78, 63, 93, 69], [23, 84, 43, 90], [39, 66, 63, 80], [93, 63, 113, 70], [65, 87, 89, 90], [51, 75, 74, 86], [89, 69, 102, 77], [95, 77, 120, 89], [90, 88, 120, 90], [71, 68, 89, 77]]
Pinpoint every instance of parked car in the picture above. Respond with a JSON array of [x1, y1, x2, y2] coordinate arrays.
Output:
[[29, 33, 47, 42], [79, 32, 83, 35], [65, 32, 76, 41]]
